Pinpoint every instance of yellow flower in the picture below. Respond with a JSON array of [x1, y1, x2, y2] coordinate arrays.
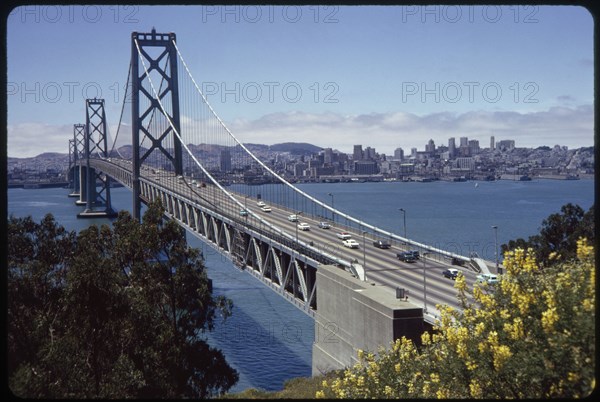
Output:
[[474, 322, 486, 336], [394, 363, 401, 374], [541, 307, 559, 333], [492, 344, 512, 371], [315, 390, 325, 399], [504, 317, 524, 340], [469, 379, 483, 398], [384, 385, 393, 396]]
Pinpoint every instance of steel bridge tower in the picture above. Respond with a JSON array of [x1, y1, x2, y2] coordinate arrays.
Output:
[[67, 138, 76, 195], [72, 124, 87, 203], [131, 29, 182, 221], [77, 98, 117, 218]]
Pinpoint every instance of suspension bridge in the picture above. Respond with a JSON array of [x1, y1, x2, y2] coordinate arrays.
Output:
[[66, 29, 499, 373]]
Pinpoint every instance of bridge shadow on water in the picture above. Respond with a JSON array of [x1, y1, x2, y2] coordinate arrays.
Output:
[[189, 236, 315, 393]]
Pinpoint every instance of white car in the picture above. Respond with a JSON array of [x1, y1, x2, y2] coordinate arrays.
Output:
[[257, 201, 266, 207], [318, 221, 331, 229], [337, 232, 352, 240], [288, 214, 299, 222], [260, 205, 272, 213], [297, 222, 310, 231], [476, 273, 499, 284], [342, 239, 360, 249]]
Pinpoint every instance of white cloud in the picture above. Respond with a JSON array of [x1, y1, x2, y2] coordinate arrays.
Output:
[[7, 105, 594, 158], [7, 122, 74, 158], [228, 105, 594, 154]]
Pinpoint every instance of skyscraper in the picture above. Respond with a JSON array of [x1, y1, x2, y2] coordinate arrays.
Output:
[[448, 137, 456, 158], [394, 147, 404, 160], [323, 147, 333, 164], [220, 149, 232, 172], [490, 135, 495, 150], [425, 139, 435, 153], [353, 145, 363, 160]]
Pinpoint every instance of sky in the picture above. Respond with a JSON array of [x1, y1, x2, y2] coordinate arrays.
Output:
[[6, 4, 595, 158]]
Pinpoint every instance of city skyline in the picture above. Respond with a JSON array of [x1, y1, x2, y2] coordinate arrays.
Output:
[[7, 5, 594, 158]]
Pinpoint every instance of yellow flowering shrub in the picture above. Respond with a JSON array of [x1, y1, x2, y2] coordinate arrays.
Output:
[[317, 238, 595, 399]]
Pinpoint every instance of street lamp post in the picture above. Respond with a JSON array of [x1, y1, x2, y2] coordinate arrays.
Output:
[[492, 225, 500, 274], [328, 193, 335, 223], [362, 231, 367, 271], [422, 253, 427, 314], [295, 211, 303, 247], [399, 208, 407, 243]]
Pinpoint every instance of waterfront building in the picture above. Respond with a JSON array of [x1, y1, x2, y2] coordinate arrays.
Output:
[[394, 147, 404, 160], [456, 157, 474, 170], [354, 160, 378, 175]]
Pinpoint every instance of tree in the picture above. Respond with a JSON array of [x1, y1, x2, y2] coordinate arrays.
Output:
[[501, 203, 594, 266], [8, 201, 238, 398], [317, 238, 595, 398]]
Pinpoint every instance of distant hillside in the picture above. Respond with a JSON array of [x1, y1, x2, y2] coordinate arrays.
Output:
[[9, 142, 324, 162], [266, 142, 323, 154]]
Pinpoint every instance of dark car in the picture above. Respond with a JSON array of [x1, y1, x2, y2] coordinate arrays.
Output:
[[397, 252, 417, 263], [407, 250, 420, 259], [442, 268, 459, 280], [373, 240, 391, 249]]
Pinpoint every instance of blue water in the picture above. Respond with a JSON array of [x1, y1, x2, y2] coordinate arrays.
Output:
[[6, 178, 595, 392]]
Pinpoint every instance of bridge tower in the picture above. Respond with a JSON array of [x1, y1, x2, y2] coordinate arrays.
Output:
[[77, 98, 117, 218], [131, 29, 182, 221], [68, 124, 85, 198]]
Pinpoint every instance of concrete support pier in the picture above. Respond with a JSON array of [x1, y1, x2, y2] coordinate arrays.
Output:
[[312, 264, 424, 376], [77, 209, 118, 219]]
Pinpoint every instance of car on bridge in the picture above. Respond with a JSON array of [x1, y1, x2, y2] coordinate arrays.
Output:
[[260, 205, 272, 213], [257, 200, 266, 207], [297, 222, 310, 231], [288, 214, 299, 222], [239, 209, 249, 217], [318, 221, 331, 229], [342, 239, 360, 248], [476, 273, 499, 285], [407, 250, 420, 259], [337, 232, 352, 240], [442, 268, 459, 280], [373, 240, 391, 249], [397, 251, 417, 263]]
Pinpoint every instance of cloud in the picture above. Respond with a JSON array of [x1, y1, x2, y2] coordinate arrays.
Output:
[[228, 105, 594, 154], [7, 122, 74, 158], [7, 105, 594, 158]]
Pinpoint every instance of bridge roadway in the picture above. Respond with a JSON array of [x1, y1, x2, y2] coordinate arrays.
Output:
[[91, 158, 491, 321]]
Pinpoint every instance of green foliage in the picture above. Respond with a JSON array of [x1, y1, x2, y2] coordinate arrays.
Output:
[[221, 372, 343, 399], [8, 201, 238, 398], [501, 203, 594, 266]]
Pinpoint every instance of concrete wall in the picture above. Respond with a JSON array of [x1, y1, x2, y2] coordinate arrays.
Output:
[[312, 264, 424, 375]]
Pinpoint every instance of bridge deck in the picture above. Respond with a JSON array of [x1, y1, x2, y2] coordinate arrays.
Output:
[[86, 158, 501, 324]]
